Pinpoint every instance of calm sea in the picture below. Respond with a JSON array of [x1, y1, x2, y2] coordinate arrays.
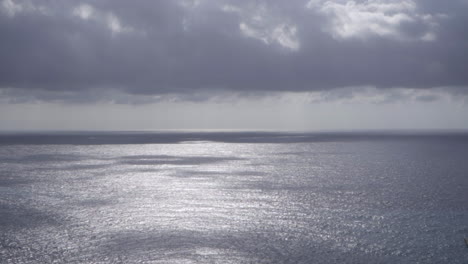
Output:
[[1, 132, 467, 263]]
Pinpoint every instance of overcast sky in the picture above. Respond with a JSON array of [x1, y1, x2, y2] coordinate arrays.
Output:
[[1, 0, 467, 131]]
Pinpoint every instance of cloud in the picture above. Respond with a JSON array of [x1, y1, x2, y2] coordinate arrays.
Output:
[[307, 0, 441, 41], [223, 3, 300, 50], [0, 0, 467, 103], [72, 3, 135, 35]]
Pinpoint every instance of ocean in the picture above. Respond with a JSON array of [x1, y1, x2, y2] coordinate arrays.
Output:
[[1, 132, 467, 263]]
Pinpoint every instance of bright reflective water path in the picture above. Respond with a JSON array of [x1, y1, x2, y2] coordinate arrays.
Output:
[[1, 132, 468, 263]]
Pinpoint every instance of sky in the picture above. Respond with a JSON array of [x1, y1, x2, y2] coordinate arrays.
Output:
[[0, 0, 467, 131]]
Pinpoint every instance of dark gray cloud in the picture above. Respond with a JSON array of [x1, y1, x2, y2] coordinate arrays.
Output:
[[0, 0, 467, 102]]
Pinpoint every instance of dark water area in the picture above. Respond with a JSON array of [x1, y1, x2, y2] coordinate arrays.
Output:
[[1, 131, 468, 145], [1, 132, 468, 263]]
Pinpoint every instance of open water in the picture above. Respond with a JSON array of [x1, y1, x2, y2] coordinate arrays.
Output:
[[0, 132, 467, 263]]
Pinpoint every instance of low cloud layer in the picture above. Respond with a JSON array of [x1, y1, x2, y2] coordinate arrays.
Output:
[[0, 0, 467, 102]]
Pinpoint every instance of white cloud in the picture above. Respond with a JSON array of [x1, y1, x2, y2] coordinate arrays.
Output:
[[106, 13, 131, 34], [307, 0, 441, 42], [72, 3, 134, 35], [239, 22, 300, 51], [239, 23, 267, 43], [221, 4, 241, 13], [179, 0, 203, 9], [225, 3, 300, 50], [271, 24, 300, 50], [72, 3, 94, 20], [1, 0, 22, 16], [1, 0, 50, 17]]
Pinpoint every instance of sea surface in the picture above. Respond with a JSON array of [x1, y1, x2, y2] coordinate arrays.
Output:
[[0, 132, 467, 263]]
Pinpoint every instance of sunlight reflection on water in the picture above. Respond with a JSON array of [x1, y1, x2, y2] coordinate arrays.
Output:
[[1, 139, 468, 263]]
